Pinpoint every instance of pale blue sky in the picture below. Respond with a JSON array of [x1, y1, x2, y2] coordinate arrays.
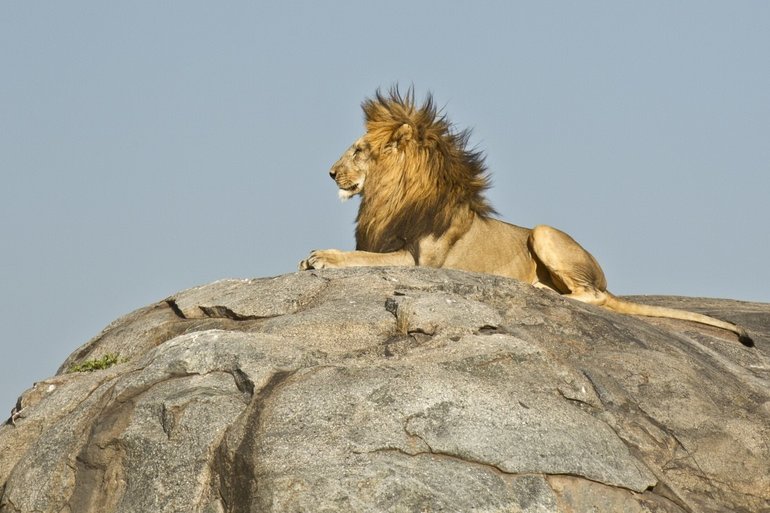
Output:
[[1, 2, 768, 412]]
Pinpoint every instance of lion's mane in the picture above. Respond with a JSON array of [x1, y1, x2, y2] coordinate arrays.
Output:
[[355, 88, 496, 254]]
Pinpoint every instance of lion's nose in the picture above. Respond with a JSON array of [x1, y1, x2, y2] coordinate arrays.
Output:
[[329, 168, 337, 179]]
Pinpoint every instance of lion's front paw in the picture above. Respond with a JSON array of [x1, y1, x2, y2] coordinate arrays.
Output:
[[298, 249, 346, 270]]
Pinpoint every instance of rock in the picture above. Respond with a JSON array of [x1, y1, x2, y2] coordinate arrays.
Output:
[[1, 267, 769, 513]]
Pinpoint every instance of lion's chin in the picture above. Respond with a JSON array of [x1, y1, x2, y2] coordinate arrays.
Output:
[[337, 178, 364, 202], [337, 188, 357, 201]]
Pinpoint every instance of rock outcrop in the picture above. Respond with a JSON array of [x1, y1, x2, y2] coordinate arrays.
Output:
[[1, 268, 769, 512]]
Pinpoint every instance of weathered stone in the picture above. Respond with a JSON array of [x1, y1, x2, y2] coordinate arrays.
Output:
[[170, 273, 328, 320], [1, 267, 769, 512]]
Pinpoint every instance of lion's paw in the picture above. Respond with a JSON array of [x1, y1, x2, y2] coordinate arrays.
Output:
[[298, 249, 345, 270]]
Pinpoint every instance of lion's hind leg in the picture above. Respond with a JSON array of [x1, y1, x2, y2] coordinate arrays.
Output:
[[528, 224, 610, 304], [528, 225, 753, 345]]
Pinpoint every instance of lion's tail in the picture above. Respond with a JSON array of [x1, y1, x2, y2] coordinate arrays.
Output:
[[602, 294, 754, 347]]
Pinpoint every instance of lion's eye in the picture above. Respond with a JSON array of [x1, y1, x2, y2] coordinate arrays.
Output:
[[353, 147, 362, 157]]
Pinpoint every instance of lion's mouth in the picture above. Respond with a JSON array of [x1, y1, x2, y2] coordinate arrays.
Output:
[[337, 179, 364, 201]]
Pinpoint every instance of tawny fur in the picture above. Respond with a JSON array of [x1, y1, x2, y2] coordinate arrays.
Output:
[[299, 87, 753, 346]]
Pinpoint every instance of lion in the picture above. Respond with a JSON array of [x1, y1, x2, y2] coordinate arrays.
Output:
[[299, 88, 753, 346]]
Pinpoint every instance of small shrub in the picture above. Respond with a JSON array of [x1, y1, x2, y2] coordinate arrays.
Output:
[[68, 353, 122, 373]]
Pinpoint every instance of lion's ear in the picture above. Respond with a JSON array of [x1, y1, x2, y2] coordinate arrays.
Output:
[[392, 123, 413, 146]]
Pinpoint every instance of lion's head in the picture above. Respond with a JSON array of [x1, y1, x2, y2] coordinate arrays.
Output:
[[329, 87, 496, 254], [330, 137, 371, 201]]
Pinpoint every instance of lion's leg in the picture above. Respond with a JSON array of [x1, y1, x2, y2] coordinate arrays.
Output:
[[528, 225, 609, 302], [299, 248, 414, 270], [527, 226, 753, 345]]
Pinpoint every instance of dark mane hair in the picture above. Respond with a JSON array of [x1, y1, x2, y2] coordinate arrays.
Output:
[[355, 86, 496, 254]]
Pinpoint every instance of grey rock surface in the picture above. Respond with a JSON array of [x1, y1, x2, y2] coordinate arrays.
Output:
[[1, 267, 769, 512]]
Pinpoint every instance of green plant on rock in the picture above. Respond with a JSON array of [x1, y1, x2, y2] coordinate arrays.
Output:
[[68, 353, 122, 373]]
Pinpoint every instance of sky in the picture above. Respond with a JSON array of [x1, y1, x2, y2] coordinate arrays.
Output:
[[1, 2, 769, 413]]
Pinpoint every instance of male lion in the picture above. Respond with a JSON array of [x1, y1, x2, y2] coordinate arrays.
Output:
[[299, 88, 753, 346]]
